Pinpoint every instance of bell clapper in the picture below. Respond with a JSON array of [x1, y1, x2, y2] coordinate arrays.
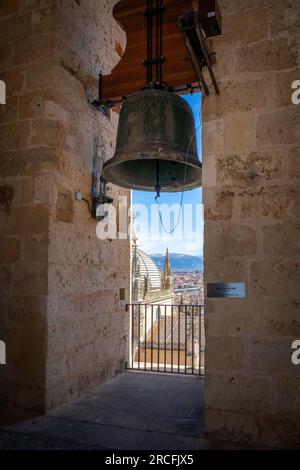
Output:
[[155, 159, 161, 199]]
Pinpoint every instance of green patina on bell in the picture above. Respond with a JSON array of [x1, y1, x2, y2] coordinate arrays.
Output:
[[102, 87, 202, 192]]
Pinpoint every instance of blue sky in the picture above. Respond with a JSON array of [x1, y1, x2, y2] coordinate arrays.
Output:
[[133, 93, 203, 256]]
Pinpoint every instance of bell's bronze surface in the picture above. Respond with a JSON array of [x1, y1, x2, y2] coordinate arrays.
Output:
[[102, 88, 202, 192]]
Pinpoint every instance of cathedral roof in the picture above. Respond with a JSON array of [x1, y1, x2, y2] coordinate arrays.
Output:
[[135, 248, 162, 290]]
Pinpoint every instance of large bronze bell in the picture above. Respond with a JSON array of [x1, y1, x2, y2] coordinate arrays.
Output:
[[102, 88, 202, 192]]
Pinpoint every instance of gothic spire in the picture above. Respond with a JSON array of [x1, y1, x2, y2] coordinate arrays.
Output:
[[162, 248, 172, 289]]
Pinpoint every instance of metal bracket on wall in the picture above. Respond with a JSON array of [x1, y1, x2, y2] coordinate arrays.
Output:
[[178, 10, 220, 96], [91, 173, 114, 221], [90, 73, 114, 117]]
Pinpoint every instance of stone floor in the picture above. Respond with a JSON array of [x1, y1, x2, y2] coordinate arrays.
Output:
[[0, 371, 252, 450], [0, 371, 205, 450]]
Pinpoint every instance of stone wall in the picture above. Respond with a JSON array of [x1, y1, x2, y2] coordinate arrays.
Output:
[[203, 0, 300, 447], [0, 0, 130, 420], [0, 0, 56, 421]]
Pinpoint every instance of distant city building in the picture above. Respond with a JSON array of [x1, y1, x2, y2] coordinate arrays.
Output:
[[132, 238, 174, 306]]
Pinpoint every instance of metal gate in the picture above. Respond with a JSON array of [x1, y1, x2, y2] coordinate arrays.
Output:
[[126, 303, 204, 375]]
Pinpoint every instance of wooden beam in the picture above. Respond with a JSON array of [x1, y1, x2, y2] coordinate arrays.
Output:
[[102, 0, 199, 102], [102, 0, 221, 103]]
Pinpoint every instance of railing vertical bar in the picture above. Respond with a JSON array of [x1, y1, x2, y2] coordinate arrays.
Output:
[[138, 304, 141, 370], [202, 305, 204, 375], [164, 305, 167, 372], [131, 305, 134, 369], [185, 305, 187, 374], [192, 305, 194, 375], [144, 304, 147, 371], [158, 306, 160, 372], [178, 305, 180, 373], [171, 304, 173, 373], [151, 304, 154, 371], [199, 305, 201, 375]]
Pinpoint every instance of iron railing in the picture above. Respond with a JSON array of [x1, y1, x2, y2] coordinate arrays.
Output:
[[126, 303, 204, 375]]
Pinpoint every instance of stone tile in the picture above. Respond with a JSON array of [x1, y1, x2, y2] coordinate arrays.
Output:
[[145, 414, 204, 438], [12, 416, 150, 450], [0, 430, 103, 450], [48, 404, 108, 423], [141, 431, 205, 450]]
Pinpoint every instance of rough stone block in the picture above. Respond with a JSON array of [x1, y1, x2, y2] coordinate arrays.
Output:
[[217, 0, 270, 17], [30, 118, 63, 147], [205, 189, 234, 221], [0, 68, 24, 96], [6, 295, 47, 325], [249, 339, 295, 375], [48, 264, 81, 295], [13, 262, 47, 296], [205, 372, 273, 413], [56, 188, 74, 223], [0, 96, 18, 123], [25, 62, 59, 91], [0, 184, 15, 210], [217, 151, 284, 188], [4, 322, 46, 388], [287, 147, 300, 179], [205, 257, 246, 284], [225, 113, 254, 154], [202, 119, 224, 156], [277, 376, 300, 415], [239, 186, 293, 220], [80, 267, 107, 294], [0, 14, 28, 45], [202, 155, 216, 188], [0, 0, 20, 17], [18, 90, 55, 119], [206, 40, 234, 81], [205, 223, 257, 258], [0, 204, 49, 235], [269, 0, 300, 38], [0, 266, 11, 296], [0, 147, 58, 178], [0, 43, 13, 73], [203, 79, 269, 120], [264, 298, 300, 338], [221, 8, 269, 45], [15, 178, 34, 206], [256, 108, 300, 147], [19, 0, 55, 14], [236, 38, 299, 73], [14, 32, 54, 65], [258, 412, 300, 448], [206, 337, 246, 370], [34, 173, 56, 204], [0, 120, 30, 152], [205, 409, 260, 444], [0, 237, 21, 263], [22, 234, 48, 262], [262, 222, 300, 256], [249, 258, 300, 299], [205, 300, 264, 337]]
